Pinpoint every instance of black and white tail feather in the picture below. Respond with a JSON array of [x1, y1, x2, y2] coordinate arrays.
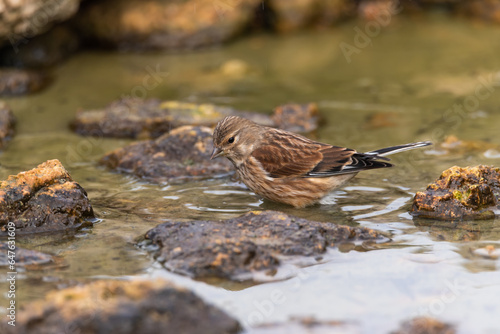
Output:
[[365, 141, 432, 157], [306, 141, 432, 177]]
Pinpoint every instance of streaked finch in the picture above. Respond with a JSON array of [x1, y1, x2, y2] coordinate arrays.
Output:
[[211, 116, 431, 208]]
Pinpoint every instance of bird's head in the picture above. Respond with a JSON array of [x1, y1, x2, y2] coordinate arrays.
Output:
[[211, 116, 261, 165]]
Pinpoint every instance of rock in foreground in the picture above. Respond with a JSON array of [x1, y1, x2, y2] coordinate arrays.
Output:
[[0, 159, 95, 234], [145, 210, 385, 281], [411, 165, 500, 220], [100, 126, 233, 183], [0, 101, 15, 149], [0, 279, 241, 334]]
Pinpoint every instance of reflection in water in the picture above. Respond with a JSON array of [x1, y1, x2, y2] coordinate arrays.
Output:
[[413, 218, 496, 242]]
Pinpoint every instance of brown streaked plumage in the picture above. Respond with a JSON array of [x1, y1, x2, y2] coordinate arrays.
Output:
[[211, 116, 431, 208]]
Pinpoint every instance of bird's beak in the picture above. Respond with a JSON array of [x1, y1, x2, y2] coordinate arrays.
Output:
[[210, 146, 223, 160]]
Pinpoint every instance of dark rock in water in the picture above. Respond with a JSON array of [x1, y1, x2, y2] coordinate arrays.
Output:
[[0, 159, 95, 234], [411, 165, 500, 220], [71, 98, 320, 139], [0, 279, 241, 334], [144, 210, 385, 280], [0, 243, 53, 267], [100, 126, 233, 183], [272, 103, 319, 133], [0, 68, 49, 96], [75, 0, 261, 50], [0, 101, 15, 149], [71, 98, 241, 139], [0, 25, 80, 68], [392, 317, 455, 334]]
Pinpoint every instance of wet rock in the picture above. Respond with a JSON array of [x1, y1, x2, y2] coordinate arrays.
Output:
[[144, 210, 385, 280], [0, 279, 241, 334], [100, 126, 233, 183], [0, 68, 49, 96], [0, 0, 80, 48], [272, 103, 319, 133], [411, 165, 500, 220], [0, 243, 54, 267], [0, 159, 95, 234], [267, 0, 354, 32], [0, 101, 15, 149], [72, 98, 240, 139], [0, 25, 80, 68], [75, 0, 261, 50], [71, 98, 320, 139], [392, 317, 455, 334]]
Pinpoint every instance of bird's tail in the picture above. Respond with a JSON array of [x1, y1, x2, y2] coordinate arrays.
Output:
[[364, 141, 432, 157]]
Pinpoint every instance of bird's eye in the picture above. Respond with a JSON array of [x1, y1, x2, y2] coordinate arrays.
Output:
[[228, 137, 235, 144]]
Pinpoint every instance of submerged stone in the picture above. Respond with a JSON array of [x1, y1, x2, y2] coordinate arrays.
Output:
[[392, 317, 455, 334], [0, 101, 15, 149], [0, 279, 241, 334], [0, 159, 95, 234], [471, 245, 500, 260], [144, 210, 385, 281], [271, 103, 320, 133], [0, 25, 80, 68], [100, 126, 233, 183], [411, 165, 500, 220], [0, 243, 54, 267], [71, 98, 319, 139], [438, 135, 500, 156], [0, 68, 49, 96]]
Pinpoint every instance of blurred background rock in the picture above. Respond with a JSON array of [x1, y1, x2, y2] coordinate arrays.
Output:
[[0, 0, 499, 70]]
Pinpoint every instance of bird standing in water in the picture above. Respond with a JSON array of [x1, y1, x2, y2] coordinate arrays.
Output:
[[211, 116, 431, 208]]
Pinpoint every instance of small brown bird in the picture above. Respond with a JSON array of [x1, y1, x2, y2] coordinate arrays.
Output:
[[211, 116, 431, 208]]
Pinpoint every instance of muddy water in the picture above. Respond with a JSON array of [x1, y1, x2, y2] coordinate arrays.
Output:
[[1, 14, 500, 334]]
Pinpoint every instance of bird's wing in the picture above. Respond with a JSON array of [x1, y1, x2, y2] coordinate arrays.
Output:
[[307, 149, 393, 176], [250, 131, 362, 178]]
